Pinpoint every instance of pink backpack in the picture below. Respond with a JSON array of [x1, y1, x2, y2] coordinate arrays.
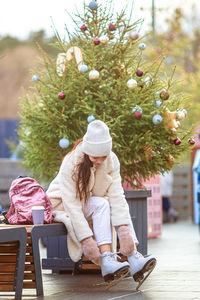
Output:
[[6, 176, 53, 224]]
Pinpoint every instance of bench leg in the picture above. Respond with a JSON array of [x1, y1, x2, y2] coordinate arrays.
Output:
[[31, 235, 44, 296], [14, 239, 27, 300]]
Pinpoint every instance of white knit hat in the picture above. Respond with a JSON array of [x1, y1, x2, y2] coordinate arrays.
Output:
[[82, 120, 112, 157]]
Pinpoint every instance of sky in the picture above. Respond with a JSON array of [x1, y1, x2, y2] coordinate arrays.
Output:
[[0, 0, 199, 40]]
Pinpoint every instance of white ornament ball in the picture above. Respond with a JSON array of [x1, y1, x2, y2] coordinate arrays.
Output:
[[99, 35, 109, 45], [59, 138, 70, 149], [177, 111, 185, 121], [129, 30, 139, 40], [181, 109, 187, 117], [89, 70, 100, 80], [127, 78, 137, 89]]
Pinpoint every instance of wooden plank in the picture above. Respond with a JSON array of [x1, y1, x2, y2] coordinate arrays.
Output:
[[23, 281, 36, 289], [0, 274, 14, 281], [81, 264, 100, 270], [25, 255, 34, 263], [0, 264, 15, 272], [24, 264, 34, 271], [0, 256, 16, 263], [0, 284, 14, 291], [24, 273, 35, 280], [0, 246, 18, 253]]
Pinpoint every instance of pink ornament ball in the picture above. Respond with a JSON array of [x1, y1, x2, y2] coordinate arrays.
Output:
[[109, 24, 116, 31], [134, 111, 142, 119], [136, 68, 143, 77], [174, 138, 181, 145], [160, 89, 170, 100], [188, 138, 195, 145], [58, 91, 66, 100], [94, 37, 100, 45], [81, 24, 87, 31]]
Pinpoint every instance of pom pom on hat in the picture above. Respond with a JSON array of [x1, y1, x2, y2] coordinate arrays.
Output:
[[82, 120, 112, 157]]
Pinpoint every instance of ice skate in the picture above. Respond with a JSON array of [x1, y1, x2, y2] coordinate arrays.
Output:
[[101, 252, 130, 289], [128, 251, 156, 291]]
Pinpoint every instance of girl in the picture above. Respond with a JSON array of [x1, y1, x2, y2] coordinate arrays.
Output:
[[47, 120, 156, 289]]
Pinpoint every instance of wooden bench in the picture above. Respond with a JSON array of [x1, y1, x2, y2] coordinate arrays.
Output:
[[0, 223, 68, 299], [0, 226, 27, 300]]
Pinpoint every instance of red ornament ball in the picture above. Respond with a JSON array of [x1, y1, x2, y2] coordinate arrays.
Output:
[[134, 111, 142, 119], [109, 24, 116, 31], [174, 138, 181, 145], [58, 91, 66, 100], [81, 24, 87, 31], [160, 89, 170, 100], [188, 138, 195, 145], [136, 68, 143, 77], [94, 37, 100, 45]]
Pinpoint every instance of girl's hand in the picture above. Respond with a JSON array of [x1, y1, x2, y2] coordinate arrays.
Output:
[[81, 237, 101, 261], [118, 225, 136, 256]]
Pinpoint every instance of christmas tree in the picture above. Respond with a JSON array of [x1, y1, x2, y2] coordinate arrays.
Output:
[[18, 1, 194, 187]]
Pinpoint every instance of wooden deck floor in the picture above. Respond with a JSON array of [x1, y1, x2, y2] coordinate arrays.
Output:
[[1, 220, 200, 300]]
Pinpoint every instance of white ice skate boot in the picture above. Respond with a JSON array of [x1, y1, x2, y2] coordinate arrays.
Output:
[[128, 250, 156, 290], [101, 252, 130, 289]]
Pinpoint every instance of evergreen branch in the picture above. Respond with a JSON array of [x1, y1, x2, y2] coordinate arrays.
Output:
[[167, 66, 176, 90]]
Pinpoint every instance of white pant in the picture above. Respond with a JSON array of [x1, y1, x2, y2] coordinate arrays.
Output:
[[83, 196, 138, 246]]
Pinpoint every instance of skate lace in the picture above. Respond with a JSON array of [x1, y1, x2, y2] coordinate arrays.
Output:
[[100, 251, 121, 260], [134, 251, 143, 259]]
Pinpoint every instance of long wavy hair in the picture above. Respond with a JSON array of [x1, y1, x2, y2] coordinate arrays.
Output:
[[71, 139, 93, 202]]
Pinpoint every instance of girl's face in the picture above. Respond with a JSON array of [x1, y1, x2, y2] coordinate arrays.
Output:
[[88, 156, 107, 166]]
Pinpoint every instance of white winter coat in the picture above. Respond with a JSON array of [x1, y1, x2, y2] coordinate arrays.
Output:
[[46, 142, 132, 262]]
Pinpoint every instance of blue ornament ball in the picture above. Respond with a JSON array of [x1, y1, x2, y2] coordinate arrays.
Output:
[[153, 100, 162, 107], [79, 64, 88, 72], [89, 1, 98, 10], [59, 138, 70, 149], [87, 114, 95, 123], [32, 75, 39, 82], [152, 114, 163, 124], [138, 43, 146, 50]]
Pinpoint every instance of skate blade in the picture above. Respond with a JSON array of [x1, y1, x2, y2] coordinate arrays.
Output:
[[105, 266, 130, 290], [135, 259, 157, 291]]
